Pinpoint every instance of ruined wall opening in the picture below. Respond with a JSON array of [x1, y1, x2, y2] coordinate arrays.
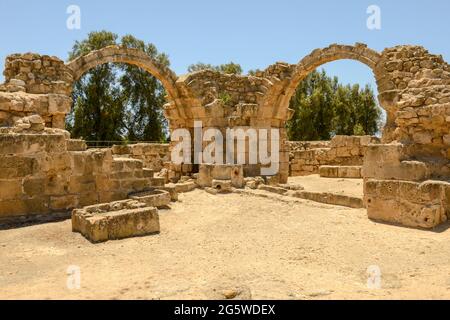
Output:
[[65, 46, 180, 148], [286, 59, 386, 143], [67, 62, 169, 147], [286, 59, 384, 180], [276, 44, 389, 178]]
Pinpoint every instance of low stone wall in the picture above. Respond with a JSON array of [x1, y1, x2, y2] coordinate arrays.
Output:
[[0, 117, 156, 224], [289, 136, 380, 176], [365, 179, 449, 228], [112, 143, 170, 172], [362, 143, 450, 228], [0, 54, 72, 129]]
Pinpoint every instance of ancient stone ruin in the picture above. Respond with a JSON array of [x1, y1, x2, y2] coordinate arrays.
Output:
[[0, 43, 450, 237]]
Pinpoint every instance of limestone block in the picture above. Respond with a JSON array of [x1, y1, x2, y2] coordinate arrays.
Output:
[[67, 139, 87, 151], [98, 191, 129, 203], [211, 164, 232, 180], [50, 195, 78, 211], [111, 145, 131, 155], [413, 131, 432, 144], [0, 155, 38, 178], [198, 164, 213, 187], [339, 166, 362, 178], [143, 168, 154, 178], [157, 185, 179, 201], [319, 166, 339, 178], [362, 143, 429, 181], [0, 134, 66, 155], [292, 190, 364, 208], [68, 175, 95, 195], [204, 187, 218, 195], [0, 197, 49, 218], [230, 165, 244, 188], [23, 177, 46, 196], [173, 181, 197, 193], [365, 179, 448, 228], [212, 179, 232, 193], [258, 184, 288, 195], [0, 179, 23, 200], [129, 189, 171, 208], [48, 94, 71, 114], [72, 200, 160, 243], [150, 177, 165, 187]]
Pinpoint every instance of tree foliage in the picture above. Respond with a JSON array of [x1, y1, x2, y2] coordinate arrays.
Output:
[[287, 69, 381, 141], [187, 62, 243, 75], [66, 30, 169, 142]]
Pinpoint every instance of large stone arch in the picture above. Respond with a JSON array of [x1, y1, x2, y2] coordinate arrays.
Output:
[[258, 43, 393, 138], [64, 45, 200, 132], [66, 45, 180, 101]]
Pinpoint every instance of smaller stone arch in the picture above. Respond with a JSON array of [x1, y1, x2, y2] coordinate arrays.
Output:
[[259, 43, 383, 122], [66, 45, 181, 102], [290, 43, 381, 92]]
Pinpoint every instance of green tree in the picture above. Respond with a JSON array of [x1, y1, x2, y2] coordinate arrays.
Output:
[[67, 31, 124, 141], [287, 70, 335, 141], [287, 69, 381, 141], [119, 35, 170, 142], [354, 85, 380, 136], [66, 30, 169, 142], [187, 62, 243, 75]]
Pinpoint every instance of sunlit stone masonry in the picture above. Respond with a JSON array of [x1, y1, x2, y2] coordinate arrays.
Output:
[[0, 43, 450, 229]]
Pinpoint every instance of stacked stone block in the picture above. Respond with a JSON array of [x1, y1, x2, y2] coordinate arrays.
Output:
[[111, 143, 169, 172], [289, 135, 379, 176], [0, 117, 155, 224]]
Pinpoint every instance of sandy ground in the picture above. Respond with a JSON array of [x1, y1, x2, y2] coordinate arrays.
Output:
[[288, 175, 364, 198], [1, 189, 450, 300]]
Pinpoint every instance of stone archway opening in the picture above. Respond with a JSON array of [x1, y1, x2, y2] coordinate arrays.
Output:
[[65, 46, 181, 145], [286, 58, 385, 189], [287, 59, 386, 141]]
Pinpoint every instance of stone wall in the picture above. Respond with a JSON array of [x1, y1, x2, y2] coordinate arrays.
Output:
[[0, 116, 156, 224], [289, 136, 379, 176], [0, 54, 72, 129], [112, 143, 170, 171], [361, 46, 450, 227]]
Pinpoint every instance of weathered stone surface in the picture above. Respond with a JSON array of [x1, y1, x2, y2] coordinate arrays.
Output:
[[258, 184, 288, 195], [72, 199, 160, 243], [111, 143, 169, 171], [198, 164, 244, 188], [129, 189, 171, 208], [365, 179, 449, 228], [212, 179, 232, 193], [173, 181, 197, 193], [66, 139, 87, 151], [157, 184, 179, 201], [292, 190, 365, 209], [290, 136, 378, 176], [319, 166, 362, 179]]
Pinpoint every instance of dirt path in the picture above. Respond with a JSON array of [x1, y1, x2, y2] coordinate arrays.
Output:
[[1, 189, 450, 300]]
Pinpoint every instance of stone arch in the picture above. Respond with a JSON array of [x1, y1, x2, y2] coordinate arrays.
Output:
[[66, 45, 181, 101], [259, 43, 390, 136]]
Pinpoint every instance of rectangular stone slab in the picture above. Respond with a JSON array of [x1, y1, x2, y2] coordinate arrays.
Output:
[[129, 189, 171, 207], [72, 200, 160, 243]]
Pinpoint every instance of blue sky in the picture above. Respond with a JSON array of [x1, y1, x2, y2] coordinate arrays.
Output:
[[0, 0, 449, 92]]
